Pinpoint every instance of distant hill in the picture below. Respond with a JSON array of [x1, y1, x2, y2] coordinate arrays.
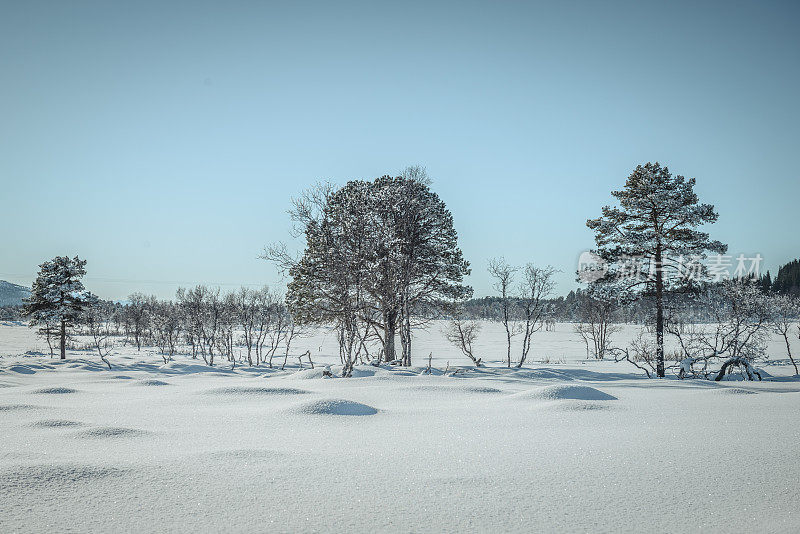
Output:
[[0, 280, 31, 306]]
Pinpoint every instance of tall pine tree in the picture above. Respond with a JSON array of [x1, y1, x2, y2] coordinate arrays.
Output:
[[587, 163, 727, 377], [23, 256, 94, 359]]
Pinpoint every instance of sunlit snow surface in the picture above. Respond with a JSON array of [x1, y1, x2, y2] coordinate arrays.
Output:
[[1, 321, 799, 533]]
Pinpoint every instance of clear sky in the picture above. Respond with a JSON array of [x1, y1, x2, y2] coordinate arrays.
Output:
[[1, 0, 798, 300]]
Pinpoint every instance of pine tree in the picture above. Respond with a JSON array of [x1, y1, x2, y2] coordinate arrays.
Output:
[[759, 270, 772, 293], [23, 255, 94, 359], [587, 163, 727, 377]]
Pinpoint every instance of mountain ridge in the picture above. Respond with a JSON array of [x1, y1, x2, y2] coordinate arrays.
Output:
[[0, 280, 31, 306]]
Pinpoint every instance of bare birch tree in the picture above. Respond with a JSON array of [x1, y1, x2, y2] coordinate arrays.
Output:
[[488, 257, 518, 367], [517, 264, 556, 367]]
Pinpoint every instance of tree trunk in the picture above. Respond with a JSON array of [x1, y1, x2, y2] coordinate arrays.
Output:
[[45, 326, 54, 357], [384, 309, 397, 363], [783, 332, 799, 375], [402, 311, 412, 366], [60, 319, 66, 360], [655, 247, 665, 378], [505, 322, 512, 368]]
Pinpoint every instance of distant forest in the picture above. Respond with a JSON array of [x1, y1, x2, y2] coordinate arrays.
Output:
[[457, 257, 800, 323], [758, 259, 800, 296]]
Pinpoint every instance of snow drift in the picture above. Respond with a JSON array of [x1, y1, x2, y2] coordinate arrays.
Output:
[[290, 398, 379, 416], [510, 384, 617, 401]]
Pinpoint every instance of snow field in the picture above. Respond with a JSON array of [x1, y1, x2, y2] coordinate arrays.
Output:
[[1, 322, 799, 532]]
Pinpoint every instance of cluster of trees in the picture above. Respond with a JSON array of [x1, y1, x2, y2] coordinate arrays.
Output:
[[120, 287, 300, 368], [23, 166, 477, 377], [440, 163, 798, 379], [264, 168, 471, 376], [18, 163, 799, 381], [22, 256, 305, 370]]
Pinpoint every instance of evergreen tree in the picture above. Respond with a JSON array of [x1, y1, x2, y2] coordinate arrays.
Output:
[[587, 163, 727, 377], [23, 255, 94, 359], [759, 270, 772, 293]]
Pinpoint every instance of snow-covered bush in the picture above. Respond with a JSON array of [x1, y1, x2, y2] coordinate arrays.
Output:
[[670, 281, 771, 380], [443, 314, 482, 367]]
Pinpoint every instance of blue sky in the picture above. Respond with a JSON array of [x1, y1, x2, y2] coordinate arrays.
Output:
[[1, 0, 798, 300]]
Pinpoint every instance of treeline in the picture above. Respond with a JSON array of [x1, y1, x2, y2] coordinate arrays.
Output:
[[0, 305, 24, 321], [454, 291, 641, 323], [758, 259, 800, 296]]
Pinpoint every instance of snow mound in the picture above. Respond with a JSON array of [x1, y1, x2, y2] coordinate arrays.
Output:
[[292, 399, 378, 416], [206, 386, 309, 396], [31, 419, 84, 428], [73, 427, 148, 439], [137, 379, 170, 386], [349, 367, 380, 378], [32, 387, 79, 394], [0, 403, 42, 411], [511, 385, 617, 401], [8, 364, 50, 375], [0, 464, 125, 490], [282, 368, 331, 379], [713, 387, 758, 395]]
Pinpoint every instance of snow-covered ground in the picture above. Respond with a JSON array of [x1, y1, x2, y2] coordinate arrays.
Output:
[[1, 321, 799, 533]]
